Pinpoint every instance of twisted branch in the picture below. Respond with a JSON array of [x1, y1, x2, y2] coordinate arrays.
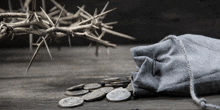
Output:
[[0, 0, 135, 74]]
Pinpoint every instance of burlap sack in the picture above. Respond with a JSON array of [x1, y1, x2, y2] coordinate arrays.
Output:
[[130, 34, 220, 109]]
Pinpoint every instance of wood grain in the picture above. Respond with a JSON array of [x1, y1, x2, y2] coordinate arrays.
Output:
[[0, 45, 219, 109]]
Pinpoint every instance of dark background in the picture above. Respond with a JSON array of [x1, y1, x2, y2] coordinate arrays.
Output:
[[1, 0, 220, 48]]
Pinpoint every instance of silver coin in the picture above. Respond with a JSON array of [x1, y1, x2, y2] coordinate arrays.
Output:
[[90, 87, 114, 93], [84, 83, 101, 90], [81, 89, 106, 101], [106, 88, 131, 102], [104, 84, 112, 87], [111, 81, 130, 87], [66, 83, 85, 91], [111, 83, 125, 87], [58, 97, 84, 108], [102, 77, 120, 83], [98, 87, 114, 94], [99, 80, 108, 87], [65, 90, 89, 96], [112, 80, 130, 84], [126, 83, 133, 92]]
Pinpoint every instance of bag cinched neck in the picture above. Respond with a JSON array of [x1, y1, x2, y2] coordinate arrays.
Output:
[[161, 35, 220, 109]]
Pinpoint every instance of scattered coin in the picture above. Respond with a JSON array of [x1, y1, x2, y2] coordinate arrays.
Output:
[[66, 83, 85, 91], [90, 87, 113, 92], [111, 81, 130, 87], [102, 77, 120, 83], [99, 80, 108, 86], [81, 89, 106, 101], [126, 83, 133, 92], [65, 90, 89, 96], [111, 83, 125, 87], [84, 83, 101, 90], [112, 81, 130, 84], [106, 88, 131, 102], [104, 84, 112, 87], [98, 87, 114, 94], [58, 97, 84, 108]]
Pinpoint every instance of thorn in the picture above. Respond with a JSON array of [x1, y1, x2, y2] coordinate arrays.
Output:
[[84, 32, 117, 48], [102, 27, 136, 40], [93, 8, 97, 16], [92, 25, 99, 29], [42, 36, 52, 59], [101, 1, 109, 13], [92, 8, 98, 24], [25, 6, 29, 20], [75, 5, 85, 15], [26, 13, 34, 22], [98, 31, 106, 39], [99, 1, 109, 20], [55, 5, 65, 27], [86, 43, 93, 51], [11, 33, 14, 40], [36, 37, 42, 43], [95, 30, 99, 36], [25, 42, 42, 74], [77, 6, 93, 18], [34, 12, 39, 22], [29, 25, 33, 51], [78, 8, 116, 25], [50, 0, 68, 15], [40, 7, 54, 26], [101, 23, 113, 29], [49, 6, 58, 12], [98, 8, 117, 17], [104, 21, 118, 26], [48, 10, 60, 17], [68, 34, 72, 47]]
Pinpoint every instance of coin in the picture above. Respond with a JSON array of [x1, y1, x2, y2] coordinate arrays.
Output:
[[106, 88, 131, 102], [66, 83, 85, 91], [104, 84, 112, 87], [111, 81, 130, 87], [65, 90, 89, 96], [112, 80, 130, 84], [58, 97, 84, 108], [126, 83, 133, 92], [111, 83, 125, 87], [98, 87, 114, 94], [81, 89, 106, 101], [84, 83, 101, 90], [99, 80, 108, 86], [102, 77, 120, 83]]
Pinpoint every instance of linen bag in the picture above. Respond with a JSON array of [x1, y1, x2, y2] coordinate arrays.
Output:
[[130, 34, 220, 109]]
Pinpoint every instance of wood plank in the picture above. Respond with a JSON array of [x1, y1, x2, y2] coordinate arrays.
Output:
[[0, 45, 219, 109]]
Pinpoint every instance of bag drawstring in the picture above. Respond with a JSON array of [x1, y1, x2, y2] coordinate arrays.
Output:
[[161, 35, 220, 109]]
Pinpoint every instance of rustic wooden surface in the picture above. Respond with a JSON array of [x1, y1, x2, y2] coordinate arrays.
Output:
[[0, 45, 219, 110]]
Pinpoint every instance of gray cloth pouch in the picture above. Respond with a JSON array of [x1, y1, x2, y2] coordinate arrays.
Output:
[[130, 34, 220, 109]]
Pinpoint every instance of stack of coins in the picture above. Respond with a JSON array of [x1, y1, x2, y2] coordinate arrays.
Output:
[[58, 76, 133, 108]]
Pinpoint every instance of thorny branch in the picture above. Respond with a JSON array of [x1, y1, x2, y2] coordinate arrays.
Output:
[[0, 0, 135, 74]]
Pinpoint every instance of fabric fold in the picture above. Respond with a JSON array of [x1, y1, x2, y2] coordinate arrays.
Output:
[[130, 34, 220, 96]]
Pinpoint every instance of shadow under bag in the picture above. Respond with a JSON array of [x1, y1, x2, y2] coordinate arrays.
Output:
[[130, 34, 220, 109]]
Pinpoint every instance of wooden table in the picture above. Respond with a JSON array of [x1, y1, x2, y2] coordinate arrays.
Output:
[[0, 45, 219, 109]]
